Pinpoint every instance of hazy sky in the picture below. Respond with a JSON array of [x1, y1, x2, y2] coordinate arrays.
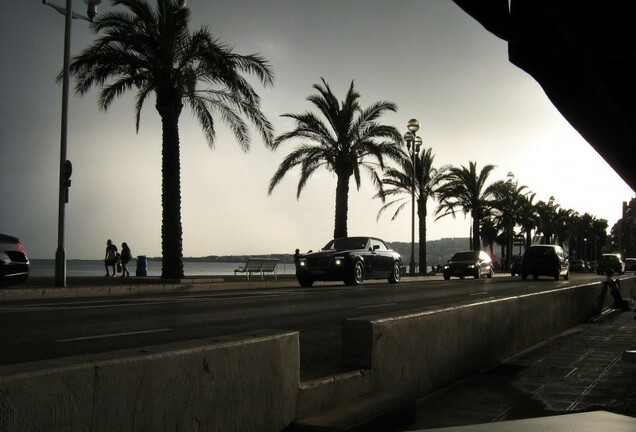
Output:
[[1, 0, 634, 260]]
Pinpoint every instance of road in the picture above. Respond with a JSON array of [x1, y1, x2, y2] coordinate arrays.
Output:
[[0, 273, 604, 378]]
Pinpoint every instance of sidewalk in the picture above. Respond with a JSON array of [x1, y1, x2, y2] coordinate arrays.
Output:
[[404, 308, 636, 430]]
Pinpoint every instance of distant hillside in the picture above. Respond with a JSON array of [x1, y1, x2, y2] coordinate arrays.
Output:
[[156, 237, 475, 267]]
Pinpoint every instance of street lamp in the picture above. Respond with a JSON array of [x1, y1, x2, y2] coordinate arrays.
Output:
[[404, 119, 422, 275], [506, 171, 515, 270], [43, 0, 101, 287]]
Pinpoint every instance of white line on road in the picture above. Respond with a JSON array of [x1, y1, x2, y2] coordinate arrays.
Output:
[[357, 303, 397, 309], [470, 291, 489, 296], [56, 328, 173, 343]]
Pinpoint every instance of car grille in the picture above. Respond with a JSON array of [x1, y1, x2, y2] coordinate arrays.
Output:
[[306, 256, 331, 269]]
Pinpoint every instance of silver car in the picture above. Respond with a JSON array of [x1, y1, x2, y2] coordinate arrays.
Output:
[[0, 234, 30, 286]]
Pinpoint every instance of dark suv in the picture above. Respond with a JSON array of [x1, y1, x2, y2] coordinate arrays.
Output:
[[596, 253, 625, 275], [0, 234, 30, 287], [521, 245, 569, 281], [443, 250, 494, 280]]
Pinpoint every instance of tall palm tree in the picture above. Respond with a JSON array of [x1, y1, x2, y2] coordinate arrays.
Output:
[[517, 192, 538, 249], [487, 179, 527, 268], [268, 78, 402, 238], [375, 147, 448, 273], [68, 0, 274, 278], [535, 199, 560, 244], [435, 161, 497, 251]]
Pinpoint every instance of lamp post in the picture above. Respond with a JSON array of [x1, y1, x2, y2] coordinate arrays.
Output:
[[404, 119, 422, 275], [506, 171, 515, 270], [43, 0, 101, 287]]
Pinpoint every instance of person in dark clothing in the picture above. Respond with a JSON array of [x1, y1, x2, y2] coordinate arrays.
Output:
[[605, 268, 631, 311], [120, 242, 132, 278]]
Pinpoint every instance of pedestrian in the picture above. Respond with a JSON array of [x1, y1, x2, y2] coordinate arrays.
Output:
[[294, 248, 301, 274], [104, 239, 118, 277], [120, 242, 132, 278], [604, 268, 631, 311]]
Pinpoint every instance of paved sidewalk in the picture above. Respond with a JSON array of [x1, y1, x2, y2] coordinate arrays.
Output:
[[404, 308, 636, 430]]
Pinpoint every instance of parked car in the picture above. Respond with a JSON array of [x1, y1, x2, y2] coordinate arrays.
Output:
[[624, 257, 636, 272], [0, 233, 30, 287], [295, 236, 402, 287], [510, 255, 523, 276], [596, 253, 625, 275], [569, 259, 587, 272], [443, 250, 494, 280], [521, 244, 569, 281]]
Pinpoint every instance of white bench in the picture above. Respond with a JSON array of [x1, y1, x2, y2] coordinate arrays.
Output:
[[234, 258, 278, 280]]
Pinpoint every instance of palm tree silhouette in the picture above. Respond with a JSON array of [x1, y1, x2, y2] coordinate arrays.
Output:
[[268, 78, 402, 239], [435, 161, 497, 251], [376, 147, 448, 273], [68, 0, 274, 278]]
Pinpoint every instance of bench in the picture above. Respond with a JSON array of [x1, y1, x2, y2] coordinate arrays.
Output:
[[234, 258, 278, 280]]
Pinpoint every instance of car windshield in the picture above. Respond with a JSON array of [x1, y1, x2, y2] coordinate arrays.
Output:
[[323, 237, 369, 251], [451, 251, 478, 261], [526, 247, 555, 257]]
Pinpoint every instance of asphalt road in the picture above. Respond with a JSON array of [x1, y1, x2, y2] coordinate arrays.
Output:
[[0, 273, 605, 378]]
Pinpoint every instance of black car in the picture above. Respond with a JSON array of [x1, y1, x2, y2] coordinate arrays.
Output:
[[596, 253, 625, 275], [521, 244, 569, 280], [0, 233, 30, 287], [442, 250, 494, 280], [295, 236, 402, 287]]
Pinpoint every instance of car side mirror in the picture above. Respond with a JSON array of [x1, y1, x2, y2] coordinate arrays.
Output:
[[373, 245, 380, 251]]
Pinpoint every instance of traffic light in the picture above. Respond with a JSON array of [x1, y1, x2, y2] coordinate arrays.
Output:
[[62, 159, 72, 203]]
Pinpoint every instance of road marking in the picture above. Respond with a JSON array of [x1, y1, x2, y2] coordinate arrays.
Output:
[[357, 303, 397, 309], [56, 328, 173, 342], [470, 291, 489, 296]]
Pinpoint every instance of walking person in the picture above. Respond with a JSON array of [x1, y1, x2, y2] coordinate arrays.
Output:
[[120, 242, 132, 278], [104, 239, 118, 277]]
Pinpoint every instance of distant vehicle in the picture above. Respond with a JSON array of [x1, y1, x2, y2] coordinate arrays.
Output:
[[624, 258, 636, 272], [510, 255, 523, 276], [443, 250, 494, 280], [586, 261, 597, 273], [295, 236, 402, 287], [569, 259, 587, 272], [521, 245, 569, 281], [0, 233, 30, 287], [596, 253, 625, 275]]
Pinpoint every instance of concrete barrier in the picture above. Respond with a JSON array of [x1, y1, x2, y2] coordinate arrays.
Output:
[[341, 281, 628, 398], [0, 330, 299, 432], [1, 279, 631, 431]]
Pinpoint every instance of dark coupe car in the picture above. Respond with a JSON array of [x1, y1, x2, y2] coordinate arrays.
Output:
[[521, 244, 569, 280], [295, 236, 402, 287], [442, 250, 494, 280], [596, 253, 625, 275], [0, 233, 30, 287]]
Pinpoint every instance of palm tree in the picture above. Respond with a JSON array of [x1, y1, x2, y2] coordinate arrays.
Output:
[[68, 0, 274, 278], [487, 179, 527, 268], [535, 198, 560, 244], [375, 147, 448, 273], [435, 162, 497, 251], [268, 78, 402, 238], [517, 192, 538, 249]]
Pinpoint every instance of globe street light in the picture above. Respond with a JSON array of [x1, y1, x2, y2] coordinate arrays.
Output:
[[43, 0, 101, 287], [404, 119, 421, 275]]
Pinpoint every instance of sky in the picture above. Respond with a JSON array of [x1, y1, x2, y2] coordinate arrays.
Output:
[[1, 0, 634, 260]]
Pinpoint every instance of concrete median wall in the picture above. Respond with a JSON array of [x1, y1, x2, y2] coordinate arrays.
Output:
[[0, 330, 299, 432], [342, 281, 628, 398], [1, 280, 630, 431]]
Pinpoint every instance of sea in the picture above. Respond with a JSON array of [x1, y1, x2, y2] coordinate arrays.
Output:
[[28, 259, 297, 277]]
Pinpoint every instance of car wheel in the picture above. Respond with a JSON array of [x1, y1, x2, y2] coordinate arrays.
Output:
[[474, 267, 481, 279], [487, 267, 493, 278], [533, 274, 538, 280], [298, 276, 314, 287], [554, 272, 560, 281], [521, 273, 528, 280], [388, 261, 401, 284], [345, 260, 364, 286], [443, 274, 451, 280], [564, 271, 569, 281]]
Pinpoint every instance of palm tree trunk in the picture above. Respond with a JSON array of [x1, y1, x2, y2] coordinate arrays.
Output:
[[472, 211, 481, 251], [158, 104, 184, 279], [417, 197, 427, 274], [333, 171, 351, 238]]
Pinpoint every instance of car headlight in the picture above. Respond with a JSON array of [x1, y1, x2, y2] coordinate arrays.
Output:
[[443, 264, 450, 270], [334, 256, 345, 265], [298, 258, 306, 267], [467, 264, 475, 269]]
